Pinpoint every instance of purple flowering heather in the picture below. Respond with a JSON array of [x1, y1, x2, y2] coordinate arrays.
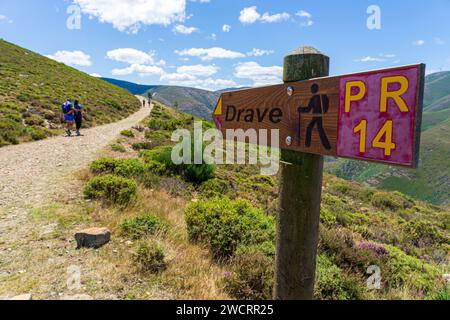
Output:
[[355, 241, 390, 257]]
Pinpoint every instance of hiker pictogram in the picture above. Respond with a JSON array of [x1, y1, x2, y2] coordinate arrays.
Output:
[[298, 84, 332, 150]]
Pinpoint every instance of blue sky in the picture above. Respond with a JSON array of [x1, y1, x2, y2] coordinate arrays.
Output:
[[0, 0, 449, 91]]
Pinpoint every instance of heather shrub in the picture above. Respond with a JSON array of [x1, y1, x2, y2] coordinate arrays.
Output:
[[133, 240, 166, 274], [223, 253, 274, 300], [185, 197, 275, 259], [121, 214, 168, 239]]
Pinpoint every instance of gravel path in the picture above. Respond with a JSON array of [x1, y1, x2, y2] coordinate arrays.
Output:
[[0, 100, 150, 209], [0, 99, 151, 298]]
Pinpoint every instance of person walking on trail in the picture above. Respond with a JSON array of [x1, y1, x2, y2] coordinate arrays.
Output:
[[73, 100, 84, 136], [61, 98, 75, 137]]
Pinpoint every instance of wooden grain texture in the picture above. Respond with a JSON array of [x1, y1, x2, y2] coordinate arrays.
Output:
[[219, 78, 339, 156]]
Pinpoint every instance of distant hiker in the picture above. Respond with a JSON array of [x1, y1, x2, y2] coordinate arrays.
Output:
[[61, 98, 74, 137], [142, 99, 146, 108], [74, 100, 84, 136]]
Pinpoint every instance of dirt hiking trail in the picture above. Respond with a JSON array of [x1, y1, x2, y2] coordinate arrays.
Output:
[[0, 98, 151, 299]]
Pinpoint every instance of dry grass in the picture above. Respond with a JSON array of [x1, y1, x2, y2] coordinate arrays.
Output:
[[21, 176, 231, 300]]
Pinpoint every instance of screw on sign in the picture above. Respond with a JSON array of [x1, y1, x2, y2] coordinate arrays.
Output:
[[213, 64, 425, 168]]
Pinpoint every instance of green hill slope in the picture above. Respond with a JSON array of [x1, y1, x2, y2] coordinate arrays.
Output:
[[424, 71, 450, 111], [101, 78, 220, 120], [146, 86, 220, 120], [0, 40, 140, 147]]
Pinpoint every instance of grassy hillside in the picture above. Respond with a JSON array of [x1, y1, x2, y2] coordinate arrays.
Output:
[[424, 71, 450, 111], [145, 86, 220, 120], [101, 78, 220, 120], [0, 40, 140, 147], [63, 102, 448, 300], [327, 71, 450, 205]]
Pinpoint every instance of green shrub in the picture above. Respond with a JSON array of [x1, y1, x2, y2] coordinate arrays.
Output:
[[90, 158, 117, 174], [140, 146, 177, 172], [145, 131, 168, 142], [336, 211, 369, 227], [139, 172, 161, 189], [223, 253, 274, 300], [315, 254, 367, 300], [133, 240, 166, 274], [384, 245, 441, 292], [26, 126, 48, 141], [24, 115, 44, 126], [429, 285, 450, 300], [184, 163, 215, 184], [90, 158, 145, 178], [111, 144, 126, 153], [235, 242, 276, 257], [145, 160, 167, 176], [371, 192, 402, 211], [121, 214, 168, 239], [185, 197, 275, 259], [83, 174, 137, 206], [403, 220, 447, 247], [199, 179, 231, 198], [120, 129, 135, 138], [320, 208, 337, 226], [132, 141, 158, 150], [114, 159, 145, 178]]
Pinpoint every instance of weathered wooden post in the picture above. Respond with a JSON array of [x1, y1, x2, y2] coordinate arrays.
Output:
[[274, 46, 330, 300]]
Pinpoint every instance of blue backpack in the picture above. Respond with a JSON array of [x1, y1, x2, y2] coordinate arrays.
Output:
[[62, 102, 72, 114]]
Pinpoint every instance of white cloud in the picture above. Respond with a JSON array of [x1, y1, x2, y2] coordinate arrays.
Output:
[[0, 14, 12, 23], [260, 12, 290, 23], [173, 24, 199, 34], [435, 37, 445, 45], [73, 0, 186, 33], [239, 6, 289, 25], [296, 10, 313, 27], [413, 40, 425, 46], [247, 48, 274, 57], [239, 6, 260, 24], [222, 24, 231, 32], [234, 61, 283, 86], [356, 56, 386, 62], [207, 33, 217, 41], [175, 47, 246, 61], [46, 50, 92, 67], [296, 10, 312, 19], [161, 76, 237, 91], [160, 72, 196, 82], [177, 64, 219, 77], [106, 48, 164, 65], [90, 73, 102, 77], [112, 64, 165, 76], [355, 53, 396, 62]]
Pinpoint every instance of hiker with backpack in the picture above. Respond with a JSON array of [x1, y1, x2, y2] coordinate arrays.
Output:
[[61, 98, 75, 136], [73, 100, 84, 136]]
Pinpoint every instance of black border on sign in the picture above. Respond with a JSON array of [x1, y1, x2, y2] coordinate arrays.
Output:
[[412, 64, 426, 169]]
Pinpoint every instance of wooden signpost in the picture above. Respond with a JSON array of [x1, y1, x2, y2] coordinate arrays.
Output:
[[213, 63, 425, 167], [212, 46, 425, 299]]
